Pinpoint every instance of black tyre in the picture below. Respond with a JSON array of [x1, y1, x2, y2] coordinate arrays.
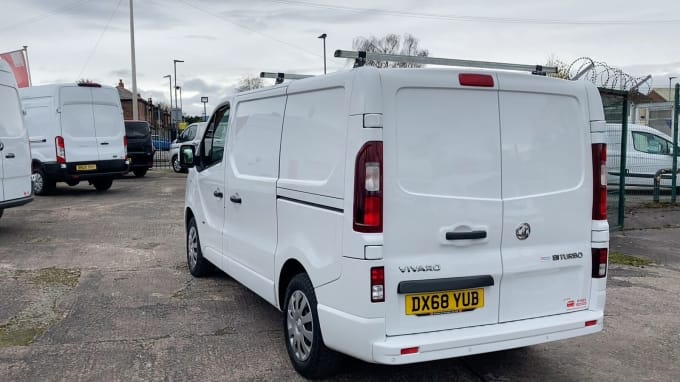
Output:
[[283, 273, 342, 379], [172, 155, 183, 173], [0, 209, 3, 219], [133, 168, 148, 177], [186, 217, 213, 277], [32, 168, 55, 196], [66, 180, 80, 187], [92, 178, 113, 191]]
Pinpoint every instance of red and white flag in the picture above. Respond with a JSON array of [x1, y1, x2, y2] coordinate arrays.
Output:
[[0, 49, 29, 88]]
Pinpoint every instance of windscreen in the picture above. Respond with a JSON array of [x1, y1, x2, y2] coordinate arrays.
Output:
[[125, 121, 150, 138]]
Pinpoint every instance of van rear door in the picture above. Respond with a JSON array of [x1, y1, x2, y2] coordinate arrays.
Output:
[[0, 83, 31, 200], [381, 70, 503, 336], [92, 87, 125, 161], [497, 74, 592, 322], [59, 86, 98, 163]]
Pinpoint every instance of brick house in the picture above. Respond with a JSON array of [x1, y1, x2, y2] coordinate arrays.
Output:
[[116, 79, 171, 130]]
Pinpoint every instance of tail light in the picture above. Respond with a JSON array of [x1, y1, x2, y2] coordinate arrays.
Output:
[[592, 248, 608, 278], [354, 141, 383, 233], [370, 266, 385, 302], [55, 136, 66, 164], [591, 143, 607, 220], [124, 136, 128, 157]]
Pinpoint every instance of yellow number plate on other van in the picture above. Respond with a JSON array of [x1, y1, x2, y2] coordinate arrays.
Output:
[[405, 288, 484, 315], [76, 164, 97, 171]]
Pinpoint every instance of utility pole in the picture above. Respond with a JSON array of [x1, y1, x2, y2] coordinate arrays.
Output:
[[163, 74, 172, 123], [22, 45, 32, 86], [173, 59, 183, 109], [129, 0, 139, 120]]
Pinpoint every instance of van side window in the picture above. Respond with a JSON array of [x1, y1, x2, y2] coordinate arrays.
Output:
[[632, 132, 671, 155], [198, 105, 229, 169]]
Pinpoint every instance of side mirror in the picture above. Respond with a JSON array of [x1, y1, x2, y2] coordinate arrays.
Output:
[[180, 145, 196, 168]]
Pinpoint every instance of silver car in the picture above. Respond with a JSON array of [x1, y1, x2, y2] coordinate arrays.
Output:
[[170, 122, 207, 172]]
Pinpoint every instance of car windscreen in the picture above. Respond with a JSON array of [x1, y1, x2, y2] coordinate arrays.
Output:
[[125, 122, 150, 138]]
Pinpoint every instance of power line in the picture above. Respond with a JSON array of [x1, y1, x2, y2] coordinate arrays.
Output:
[[264, 0, 680, 25], [0, 0, 96, 33], [174, 0, 323, 59], [78, 0, 124, 79]]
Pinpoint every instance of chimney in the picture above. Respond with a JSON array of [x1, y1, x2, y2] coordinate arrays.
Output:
[[117, 79, 124, 88]]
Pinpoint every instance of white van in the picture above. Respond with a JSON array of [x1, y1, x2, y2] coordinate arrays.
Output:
[[19, 83, 128, 194], [180, 59, 609, 378], [606, 123, 680, 189], [0, 60, 32, 219], [169, 122, 207, 173]]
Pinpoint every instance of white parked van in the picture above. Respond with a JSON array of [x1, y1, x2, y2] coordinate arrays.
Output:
[[180, 58, 609, 378], [0, 60, 32, 219], [606, 123, 680, 189], [19, 83, 128, 194]]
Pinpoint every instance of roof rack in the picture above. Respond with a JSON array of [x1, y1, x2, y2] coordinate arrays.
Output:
[[260, 72, 314, 84], [334, 50, 557, 76]]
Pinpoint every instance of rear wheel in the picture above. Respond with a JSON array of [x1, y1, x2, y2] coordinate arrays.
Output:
[[92, 178, 113, 191], [172, 155, 183, 173], [283, 273, 342, 379], [186, 217, 212, 276], [32, 168, 55, 196], [66, 180, 80, 187], [133, 168, 148, 177], [0, 209, 3, 219]]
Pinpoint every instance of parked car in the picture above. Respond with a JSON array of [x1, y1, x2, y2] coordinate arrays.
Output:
[[20, 83, 128, 194], [180, 65, 608, 378], [151, 134, 171, 151], [169, 122, 207, 172], [124, 120, 154, 177], [0, 59, 32, 219], [606, 123, 680, 189]]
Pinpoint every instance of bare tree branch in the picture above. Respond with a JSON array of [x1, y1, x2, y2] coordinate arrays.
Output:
[[352, 33, 429, 68]]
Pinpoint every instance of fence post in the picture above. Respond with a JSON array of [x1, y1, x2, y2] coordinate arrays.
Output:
[[617, 93, 629, 227], [672, 84, 679, 203]]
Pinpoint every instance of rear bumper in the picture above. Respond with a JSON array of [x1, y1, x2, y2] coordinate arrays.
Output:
[[0, 195, 33, 210], [317, 305, 603, 364], [127, 151, 154, 170], [43, 160, 128, 182]]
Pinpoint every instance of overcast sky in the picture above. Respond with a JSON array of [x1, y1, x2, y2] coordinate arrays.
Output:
[[1, 0, 679, 116]]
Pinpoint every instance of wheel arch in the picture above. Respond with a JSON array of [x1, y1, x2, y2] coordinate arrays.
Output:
[[278, 258, 307, 310]]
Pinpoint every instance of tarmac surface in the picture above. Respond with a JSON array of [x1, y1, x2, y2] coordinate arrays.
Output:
[[0, 171, 678, 381]]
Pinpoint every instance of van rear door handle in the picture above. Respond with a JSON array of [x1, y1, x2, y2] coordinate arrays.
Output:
[[229, 194, 242, 204], [5, 153, 15, 159], [213, 190, 223, 199], [445, 231, 487, 240], [100, 142, 110, 145]]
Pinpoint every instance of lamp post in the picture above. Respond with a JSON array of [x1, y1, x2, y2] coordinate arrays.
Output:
[[175, 86, 183, 120], [163, 74, 172, 123], [317, 33, 327, 74], [201, 96, 208, 121], [129, 0, 139, 120], [173, 59, 183, 109]]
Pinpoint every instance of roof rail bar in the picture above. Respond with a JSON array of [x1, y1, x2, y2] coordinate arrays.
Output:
[[334, 50, 557, 76], [260, 72, 314, 84]]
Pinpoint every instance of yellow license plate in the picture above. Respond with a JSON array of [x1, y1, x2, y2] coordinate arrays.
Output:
[[405, 288, 484, 315], [76, 164, 97, 171]]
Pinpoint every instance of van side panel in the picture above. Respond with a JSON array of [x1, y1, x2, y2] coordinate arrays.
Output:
[[278, 87, 348, 199], [22, 96, 58, 163], [497, 75, 592, 322], [224, 93, 286, 305]]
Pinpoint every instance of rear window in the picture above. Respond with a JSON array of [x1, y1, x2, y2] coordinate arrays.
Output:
[[125, 121, 150, 138]]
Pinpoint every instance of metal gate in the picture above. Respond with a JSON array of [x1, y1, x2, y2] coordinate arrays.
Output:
[[151, 128, 174, 169], [603, 84, 680, 230]]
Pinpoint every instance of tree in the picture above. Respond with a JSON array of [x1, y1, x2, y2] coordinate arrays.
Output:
[[545, 55, 570, 79], [77, 78, 99, 85], [352, 33, 429, 68], [236, 76, 264, 92]]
